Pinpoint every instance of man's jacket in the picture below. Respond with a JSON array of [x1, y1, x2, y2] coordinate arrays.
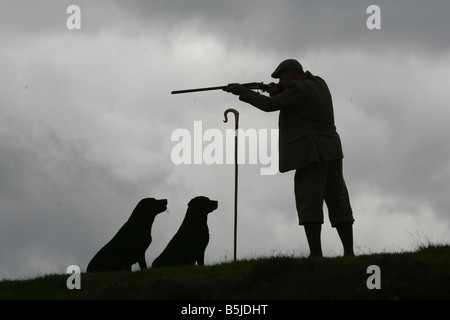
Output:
[[239, 71, 343, 173]]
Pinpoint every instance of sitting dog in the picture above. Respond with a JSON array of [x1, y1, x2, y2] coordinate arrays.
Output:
[[152, 196, 218, 268], [87, 198, 167, 273]]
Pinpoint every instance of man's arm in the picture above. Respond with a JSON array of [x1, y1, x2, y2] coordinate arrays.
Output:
[[223, 82, 310, 112]]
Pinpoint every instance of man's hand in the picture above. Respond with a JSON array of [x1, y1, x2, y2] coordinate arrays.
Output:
[[267, 82, 283, 97], [222, 83, 245, 96]]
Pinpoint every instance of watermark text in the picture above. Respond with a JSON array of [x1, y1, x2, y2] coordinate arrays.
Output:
[[66, 265, 81, 290], [171, 121, 279, 175]]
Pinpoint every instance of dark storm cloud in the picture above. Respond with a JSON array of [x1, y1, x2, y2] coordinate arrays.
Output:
[[4, 0, 449, 55], [110, 0, 450, 55]]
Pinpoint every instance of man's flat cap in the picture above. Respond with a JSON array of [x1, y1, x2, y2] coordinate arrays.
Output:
[[271, 59, 303, 78]]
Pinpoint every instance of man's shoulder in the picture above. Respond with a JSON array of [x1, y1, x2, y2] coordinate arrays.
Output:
[[303, 71, 327, 85], [287, 71, 325, 88], [293, 73, 330, 98]]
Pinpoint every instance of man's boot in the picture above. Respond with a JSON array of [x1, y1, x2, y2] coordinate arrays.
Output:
[[304, 222, 323, 257], [336, 222, 354, 256]]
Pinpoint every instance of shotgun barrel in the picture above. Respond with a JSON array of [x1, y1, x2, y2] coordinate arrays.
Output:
[[171, 82, 268, 94]]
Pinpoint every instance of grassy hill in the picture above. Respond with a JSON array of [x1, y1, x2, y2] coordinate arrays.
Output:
[[1, 244, 449, 300]]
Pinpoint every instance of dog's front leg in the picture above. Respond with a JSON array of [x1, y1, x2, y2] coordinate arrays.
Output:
[[197, 252, 205, 266], [138, 255, 147, 270]]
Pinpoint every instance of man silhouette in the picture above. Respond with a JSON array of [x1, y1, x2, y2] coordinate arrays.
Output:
[[223, 59, 354, 257]]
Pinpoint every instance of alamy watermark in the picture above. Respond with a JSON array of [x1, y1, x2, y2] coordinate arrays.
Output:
[[65, 5, 381, 31], [63, 263, 381, 292], [171, 121, 279, 176], [66, 5, 81, 30], [66, 265, 81, 290], [366, 265, 381, 289], [366, 5, 381, 30]]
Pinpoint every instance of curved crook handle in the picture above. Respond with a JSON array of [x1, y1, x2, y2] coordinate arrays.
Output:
[[223, 108, 239, 130]]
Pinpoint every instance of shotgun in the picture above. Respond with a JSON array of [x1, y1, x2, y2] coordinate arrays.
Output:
[[171, 82, 269, 94]]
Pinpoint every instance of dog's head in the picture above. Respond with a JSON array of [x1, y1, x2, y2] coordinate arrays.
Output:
[[130, 198, 168, 221], [188, 196, 218, 215]]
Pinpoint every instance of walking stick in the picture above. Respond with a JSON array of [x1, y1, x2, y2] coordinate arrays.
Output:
[[223, 108, 239, 262]]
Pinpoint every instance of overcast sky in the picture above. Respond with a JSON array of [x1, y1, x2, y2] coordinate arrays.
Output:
[[1, 0, 449, 280]]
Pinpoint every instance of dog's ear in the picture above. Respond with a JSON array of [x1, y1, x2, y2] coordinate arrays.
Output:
[[188, 196, 209, 208]]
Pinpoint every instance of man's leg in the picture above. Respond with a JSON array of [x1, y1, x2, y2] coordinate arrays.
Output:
[[304, 222, 323, 257], [325, 159, 355, 256], [295, 164, 328, 257], [336, 222, 354, 256]]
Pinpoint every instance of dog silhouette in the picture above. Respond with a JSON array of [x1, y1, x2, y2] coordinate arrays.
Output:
[[152, 196, 218, 267], [87, 198, 167, 272]]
